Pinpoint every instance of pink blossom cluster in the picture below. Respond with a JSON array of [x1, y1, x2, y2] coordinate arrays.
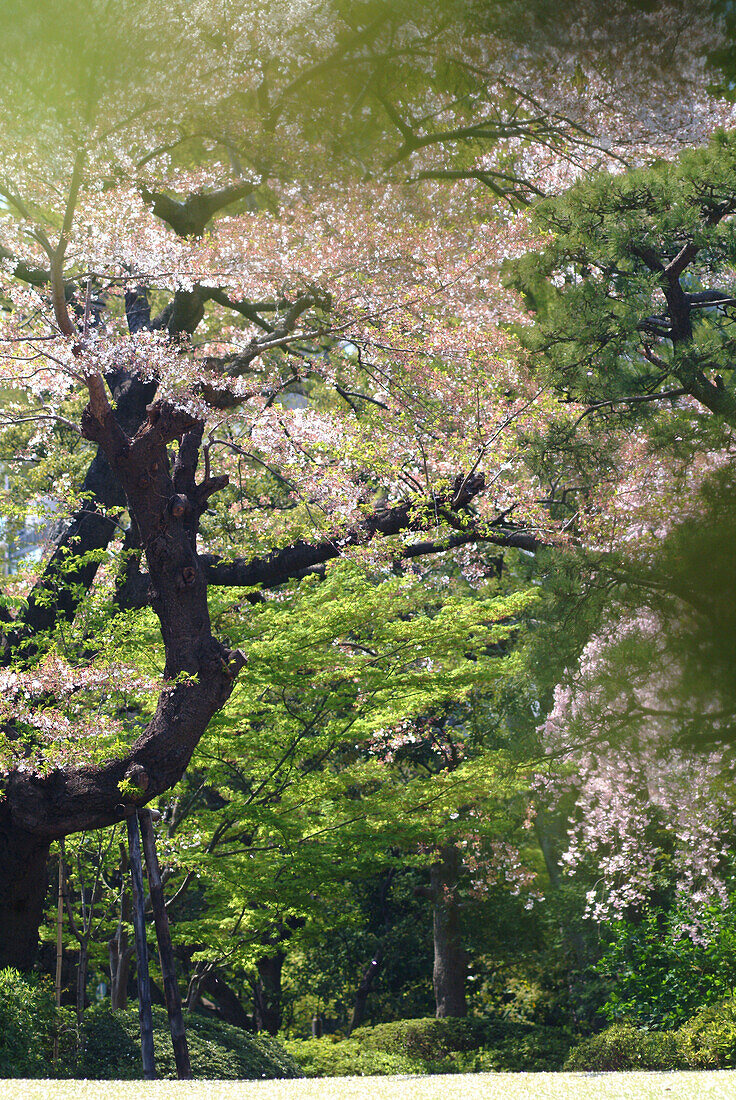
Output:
[[460, 832, 541, 909], [540, 611, 736, 924], [0, 656, 160, 775]]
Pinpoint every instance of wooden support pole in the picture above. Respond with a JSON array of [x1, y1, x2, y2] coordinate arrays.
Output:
[[53, 850, 64, 1062], [139, 809, 192, 1080], [127, 811, 156, 1080]]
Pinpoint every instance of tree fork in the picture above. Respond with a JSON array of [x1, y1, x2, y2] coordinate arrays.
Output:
[[0, 368, 157, 666]]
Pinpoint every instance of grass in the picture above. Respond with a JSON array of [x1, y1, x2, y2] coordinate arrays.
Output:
[[7, 1073, 736, 1099]]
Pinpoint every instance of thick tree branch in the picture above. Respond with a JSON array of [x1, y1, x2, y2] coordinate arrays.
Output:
[[140, 182, 257, 238], [117, 475, 541, 609]]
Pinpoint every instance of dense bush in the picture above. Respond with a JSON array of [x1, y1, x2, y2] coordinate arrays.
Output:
[[285, 1016, 571, 1075], [78, 1006, 302, 1079], [283, 1038, 420, 1077], [678, 997, 736, 1068], [354, 1015, 571, 1069], [0, 968, 69, 1078], [0, 970, 300, 1081], [597, 905, 736, 1029], [565, 996, 736, 1071], [563, 1024, 684, 1071]]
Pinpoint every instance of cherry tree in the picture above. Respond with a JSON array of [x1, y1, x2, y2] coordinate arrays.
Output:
[[0, 0, 554, 971], [0, 0, 732, 974]]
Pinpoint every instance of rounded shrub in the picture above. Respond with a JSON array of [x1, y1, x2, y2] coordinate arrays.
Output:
[[564, 1023, 684, 1071], [329, 1016, 571, 1072], [283, 1037, 420, 1077]]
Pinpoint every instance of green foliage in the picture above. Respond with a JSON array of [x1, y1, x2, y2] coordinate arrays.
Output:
[[0, 972, 300, 1081], [156, 560, 537, 984], [292, 1016, 572, 1074], [504, 128, 736, 528], [117, 778, 145, 800], [356, 1015, 569, 1064], [568, 998, 736, 1073], [598, 904, 736, 1029], [354, 1015, 485, 1056], [78, 1006, 302, 1080], [563, 995, 736, 1072], [0, 968, 65, 1078], [283, 1037, 420, 1077], [678, 997, 736, 1069], [564, 1023, 684, 1071]]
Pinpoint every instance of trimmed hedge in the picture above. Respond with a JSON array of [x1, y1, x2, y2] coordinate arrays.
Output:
[[354, 1016, 572, 1070], [283, 1038, 420, 1077], [563, 1023, 684, 1071], [285, 1016, 572, 1076], [565, 996, 736, 1071]]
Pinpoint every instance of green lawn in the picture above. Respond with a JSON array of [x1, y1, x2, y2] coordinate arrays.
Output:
[[8, 1074, 736, 1099]]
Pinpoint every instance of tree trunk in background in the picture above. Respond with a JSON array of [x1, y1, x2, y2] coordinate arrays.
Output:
[[138, 809, 191, 1080], [109, 890, 133, 1010], [109, 842, 133, 1009], [199, 970, 254, 1030], [348, 947, 384, 1035], [109, 934, 133, 1010], [253, 951, 285, 1035], [0, 809, 50, 970], [76, 943, 89, 1028], [431, 844, 467, 1018], [534, 807, 589, 1028], [348, 868, 394, 1034]]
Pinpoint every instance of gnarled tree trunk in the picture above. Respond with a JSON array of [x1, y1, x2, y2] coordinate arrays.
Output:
[[0, 396, 244, 969]]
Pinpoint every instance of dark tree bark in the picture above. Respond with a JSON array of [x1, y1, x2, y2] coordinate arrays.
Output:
[[348, 868, 395, 1035], [0, 281, 210, 669], [348, 949, 384, 1036], [0, 191, 305, 966], [430, 844, 467, 1018], [0, 368, 157, 667], [115, 473, 540, 611], [197, 970, 254, 1031], [253, 951, 286, 1036], [128, 811, 156, 1079], [0, 809, 50, 969], [0, 394, 244, 968], [139, 809, 191, 1079], [139, 182, 256, 238]]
